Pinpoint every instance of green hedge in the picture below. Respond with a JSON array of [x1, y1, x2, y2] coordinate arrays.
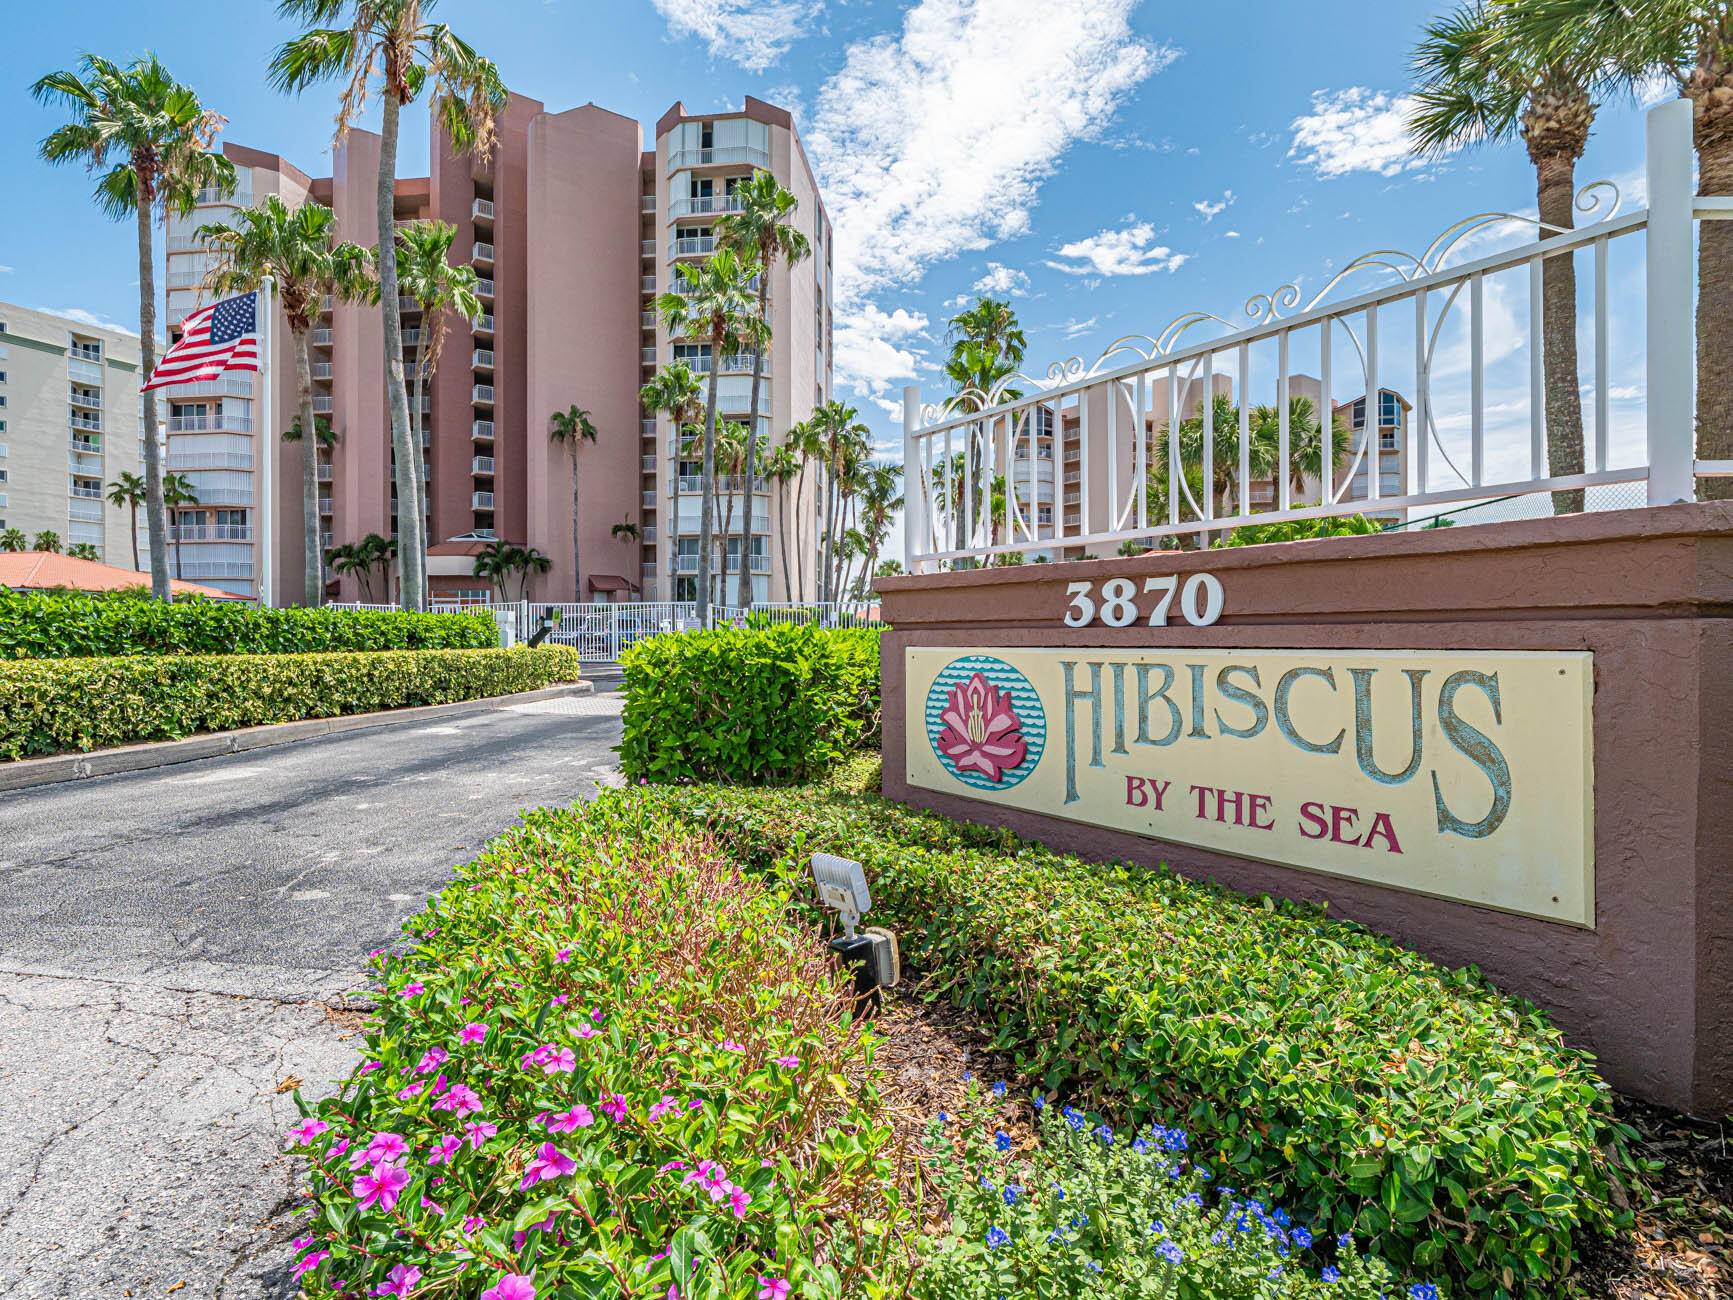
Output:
[[286, 795, 913, 1298], [1218, 514, 1383, 547], [619, 625, 880, 784], [0, 646, 582, 759], [641, 778, 1635, 1297], [0, 590, 499, 659]]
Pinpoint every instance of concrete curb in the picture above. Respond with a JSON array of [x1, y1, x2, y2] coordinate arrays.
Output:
[[0, 681, 595, 794]]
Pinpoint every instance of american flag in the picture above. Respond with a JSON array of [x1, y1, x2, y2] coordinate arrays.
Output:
[[143, 291, 261, 391]]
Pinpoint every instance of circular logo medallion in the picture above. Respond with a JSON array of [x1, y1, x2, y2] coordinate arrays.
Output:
[[926, 655, 1045, 791]]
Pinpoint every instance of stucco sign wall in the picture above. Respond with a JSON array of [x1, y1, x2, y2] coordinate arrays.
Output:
[[906, 646, 1595, 926]]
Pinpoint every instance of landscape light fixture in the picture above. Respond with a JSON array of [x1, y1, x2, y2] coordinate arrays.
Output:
[[810, 852, 899, 1011]]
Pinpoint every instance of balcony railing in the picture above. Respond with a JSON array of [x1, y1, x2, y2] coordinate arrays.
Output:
[[685, 352, 765, 375], [674, 275, 760, 297], [641, 419, 657, 436], [401, 328, 423, 347], [473, 420, 495, 440], [174, 524, 253, 542], [677, 475, 750, 494], [643, 526, 658, 543], [317, 464, 333, 482], [312, 396, 333, 414], [641, 239, 656, 257], [69, 412, 104, 432], [472, 491, 495, 509], [641, 193, 656, 213], [160, 374, 253, 399], [176, 559, 254, 579], [667, 145, 769, 173], [68, 499, 104, 523], [67, 358, 104, 385], [195, 182, 251, 206], [69, 482, 103, 500], [641, 348, 657, 365], [641, 455, 658, 473], [472, 384, 495, 404], [166, 451, 255, 471], [642, 490, 657, 509], [68, 435, 102, 454], [473, 314, 494, 334], [473, 198, 495, 221], [69, 344, 103, 363], [673, 553, 772, 574], [641, 276, 656, 293], [641, 311, 657, 330], [68, 387, 103, 409], [318, 497, 333, 515], [472, 241, 494, 263], [312, 362, 333, 380], [671, 235, 715, 257], [472, 348, 494, 368], [312, 328, 334, 346], [475, 277, 495, 298], [68, 451, 103, 474], [166, 412, 254, 433], [398, 296, 422, 314], [667, 193, 744, 220], [472, 455, 495, 474]]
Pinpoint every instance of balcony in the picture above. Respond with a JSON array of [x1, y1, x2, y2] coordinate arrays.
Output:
[[472, 348, 494, 368], [474, 277, 494, 298], [673, 275, 760, 297], [174, 524, 253, 542], [160, 374, 253, 399], [472, 241, 494, 264], [69, 411, 104, 432], [67, 357, 104, 385], [472, 420, 495, 440], [69, 344, 103, 364], [68, 387, 103, 409], [318, 496, 333, 515], [687, 352, 765, 375], [671, 235, 715, 258], [312, 396, 333, 414], [473, 314, 494, 334], [167, 268, 205, 290], [472, 491, 495, 509], [69, 481, 103, 500], [166, 451, 255, 471], [68, 435, 102, 455], [401, 328, 423, 347], [177, 559, 254, 580], [641, 193, 656, 213], [667, 193, 744, 221], [472, 455, 494, 474], [643, 525, 657, 543], [641, 455, 658, 473], [667, 145, 769, 173], [312, 328, 334, 346], [641, 347, 657, 366], [167, 412, 254, 434], [68, 450, 103, 474], [640, 418, 657, 436], [642, 490, 657, 509], [472, 384, 495, 404], [317, 463, 332, 482], [195, 182, 251, 206], [398, 296, 422, 314], [641, 311, 656, 330], [312, 361, 333, 380], [68, 499, 104, 523], [641, 275, 656, 294], [472, 198, 495, 221], [641, 239, 656, 257], [321, 294, 334, 312]]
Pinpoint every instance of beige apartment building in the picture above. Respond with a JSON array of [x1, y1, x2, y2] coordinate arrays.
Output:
[[0, 303, 145, 565], [162, 93, 831, 606]]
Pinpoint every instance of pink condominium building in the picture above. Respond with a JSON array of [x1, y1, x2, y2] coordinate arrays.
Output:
[[162, 93, 832, 605]]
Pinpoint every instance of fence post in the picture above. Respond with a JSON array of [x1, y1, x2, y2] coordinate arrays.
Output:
[[1647, 98, 1696, 505], [903, 384, 925, 574]]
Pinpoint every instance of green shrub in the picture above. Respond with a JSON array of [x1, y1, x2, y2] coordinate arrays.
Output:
[[917, 1084, 1398, 1299], [285, 797, 913, 1299], [0, 646, 581, 759], [620, 625, 880, 784], [1218, 515, 1383, 547], [0, 589, 499, 659], [643, 783, 1635, 1297]]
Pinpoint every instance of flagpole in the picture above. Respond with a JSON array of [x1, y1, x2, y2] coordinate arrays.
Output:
[[257, 278, 274, 607]]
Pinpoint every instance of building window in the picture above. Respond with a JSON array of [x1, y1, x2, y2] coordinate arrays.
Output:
[[1379, 428, 1398, 451]]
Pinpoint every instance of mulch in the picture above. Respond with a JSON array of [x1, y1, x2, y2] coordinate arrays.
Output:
[[870, 982, 1729, 1298]]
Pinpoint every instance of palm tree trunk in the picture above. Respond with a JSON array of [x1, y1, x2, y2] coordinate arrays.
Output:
[[697, 356, 720, 626], [792, 465, 809, 600], [1697, 72, 1733, 502], [135, 201, 171, 601], [377, 91, 425, 612], [777, 474, 792, 601], [819, 463, 834, 604], [128, 502, 140, 574], [295, 331, 321, 606], [737, 279, 770, 607], [570, 450, 582, 603], [720, 480, 736, 609], [410, 326, 430, 605], [1536, 151, 1586, 513]]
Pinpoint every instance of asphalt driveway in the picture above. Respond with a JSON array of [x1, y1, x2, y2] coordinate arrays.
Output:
[[0, 680, 624, 1298]]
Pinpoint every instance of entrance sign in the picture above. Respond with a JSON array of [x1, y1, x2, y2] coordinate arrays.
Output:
[[907, 646, 1594, 926]]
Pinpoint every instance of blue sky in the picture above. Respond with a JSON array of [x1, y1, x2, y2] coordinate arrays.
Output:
[[2, 0, 1661, 463]]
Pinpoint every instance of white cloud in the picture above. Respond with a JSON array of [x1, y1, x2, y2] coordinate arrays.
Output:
[[1223, 229, 1241, 239], [649, 0, 808, 72], [1289, 87, 1449, 178], [1058, 316, 1098, 339], [971, 262, 1031, 296], [1045, 221, 1188, 276], [0, 265, 13, 274], [1192, 190, 1234, 221], [804, 0, 1176, 403], [833, 302, 931, 415], [38, 306, 137, 336]]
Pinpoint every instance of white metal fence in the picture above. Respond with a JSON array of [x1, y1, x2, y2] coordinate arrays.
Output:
[[902, 101, 1730, 571]]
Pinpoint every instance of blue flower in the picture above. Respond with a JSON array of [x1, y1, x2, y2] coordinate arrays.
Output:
[[1292, 1227, 1313, 1250], [1002, 1185, 1020, 1206], [1274, 1208, 1292, 1228], [1210, 1230, 1226, 1245], [1053, 1183, 1066, 1200], [1336, 1232, 1354, 1253], [994, 1130, 1012, 1152], [963, 1071, 974, 1082], [1156, 1241, 1183, 1265], [980, 1175, 995, 1190], [1321, 1266, 1341, 1283], [1132, 1137, 1149, 1154], [1086, 1260, 1103, 1273], [937, 1111, 949, 1124], [1268, 1266, 1284, 1281], [992, 1080, 1007, 1097], [1094, 1123, 1114, 1145], [985, 1225, 1009, 1249], [1408, 1286, 1441, 1300], [1149, 1219, 1166, 1236], [1031, 1095, 1046, 1111], [1062, 1106, 1086, 1132], [1180, 1193, 1203, 1209]]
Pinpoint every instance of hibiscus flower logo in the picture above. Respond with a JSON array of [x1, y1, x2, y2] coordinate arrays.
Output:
[[936, 672, 1029, 783]]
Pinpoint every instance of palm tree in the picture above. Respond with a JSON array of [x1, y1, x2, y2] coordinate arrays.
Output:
[[787, 417, 825, 600], [1410, 1, 1603, 512], [326, 541, 367, 600], [355, 531, 397, 601], [807, 401, 871, 602], [854, 461, 904, 596], [610, 519, 640, 543], [32, 530, 63, 554], [393, 218, 482, 585], [511, 546, 551, 602], [944, 298, 1027, 553], [946, 296, 1027, 371], [32, 53, 236, 601], [762, 440, 801, 600], [161, 473, 200, 580], [66, 543, 101, 561], [0, 529, 27, 553], [106, 471, 148, 572], [472, 540, 549, 602], [714, 171, 811, 606], [655, 248, 765, 624], [1499, 0, 1733, 500], [548, 405, 598, 602], [639, 361, 704, 598], [271, 0, 506, 611], [198, 194, 372, 606]]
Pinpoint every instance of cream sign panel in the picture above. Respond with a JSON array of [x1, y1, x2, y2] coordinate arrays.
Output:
[[905, 647, 1595, 926]]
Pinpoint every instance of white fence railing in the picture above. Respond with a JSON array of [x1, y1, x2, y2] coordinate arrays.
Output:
[[903, 101, 1725, 570]]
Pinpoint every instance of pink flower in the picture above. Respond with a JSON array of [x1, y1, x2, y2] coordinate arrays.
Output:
[[728, 1185, 752, 1219], [419, 1194, 444, 1214], [936, 672, 1029, 782], [520, 1045, 554, 1070], [554, 948, 573, 963], [684, 1160, 728, 1199], [330, 1138, 351, 1160], [772, 1056, 801, 1069], [544, 1104, 594, 1133], [462, 1214, 487, 1234], [543, 1047, 576, 1075], [658, 1160, 688, 1173], [434, 1084, 483, 1117], [757, 1277, 790, 1300], [292, 1235, 313, 1251], [416, 1047, 448, 1074], [590, 1007, 604, 1022], [373, 1263, 422, 1297], [573, 1022, 598, 1040], [396, 1083, 424, 1101], [352, 1161, 411, 1213], [550, 995, 569, 1007], [720, 1039, 745, 1052], [360, 1061, 383, 1074], [291, 1250, 329, 1278], [428, 1135, 462, 1165], [362, 1132, 408, 1167], [480, 1275, 537, 1300], [599, 1093, 628, 1122], [399, 982, 425, 998], [286, 1118, 329, 1146], [463, 1120, 498, 1150], [459, 1022, 489, 1044], [649, 1095, 678, 1121], [519, 1142, 576, 1190]]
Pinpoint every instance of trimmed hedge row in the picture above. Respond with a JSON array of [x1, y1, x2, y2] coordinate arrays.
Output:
[[0, 590, 499, 659], [619, 625, 879, 784], [640, 774, 1635, 1297], [0, 646, 582, 759], [286, 797, 912, 1298]]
